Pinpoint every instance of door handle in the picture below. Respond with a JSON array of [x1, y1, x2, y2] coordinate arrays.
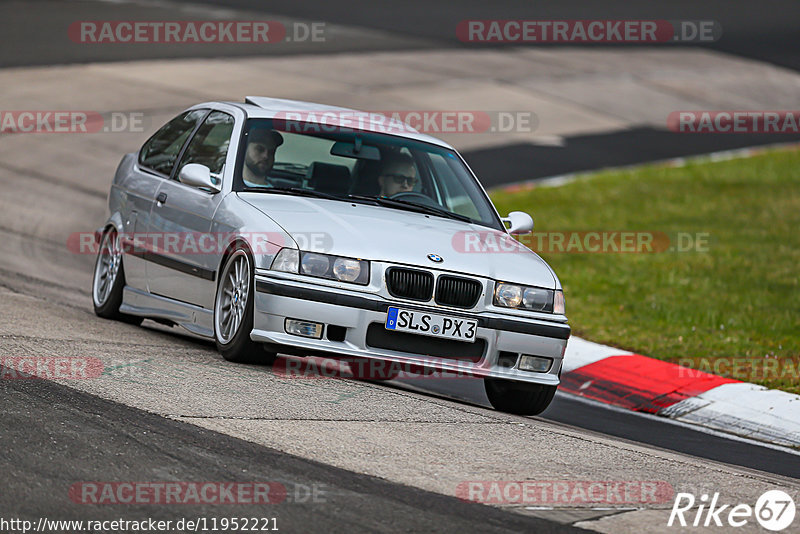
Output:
[[156, 192, 167, 204]]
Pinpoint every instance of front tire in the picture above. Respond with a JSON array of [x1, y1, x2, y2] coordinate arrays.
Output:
[[484, 378, 556, 416], [92, 228, 142, 326], [214, 248, 276, 365]]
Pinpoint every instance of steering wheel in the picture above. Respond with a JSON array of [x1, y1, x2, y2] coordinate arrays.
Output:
[[388, 191, 437, 206]]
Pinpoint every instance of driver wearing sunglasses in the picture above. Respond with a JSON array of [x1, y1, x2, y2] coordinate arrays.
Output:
[[377, 153, 418, 197]]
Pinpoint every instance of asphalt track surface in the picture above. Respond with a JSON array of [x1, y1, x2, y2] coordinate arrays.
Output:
[[395, 378, 800, 480], [1, 376, 577, 533], [201, 0, 800, 72], [2, 1, 800, 532], [5, 0, 800, 71], [4, 0, 800, 183], [465, 129, 800, 189]]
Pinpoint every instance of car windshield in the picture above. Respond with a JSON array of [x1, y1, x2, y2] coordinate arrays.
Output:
[[234, 118, 504, 230]]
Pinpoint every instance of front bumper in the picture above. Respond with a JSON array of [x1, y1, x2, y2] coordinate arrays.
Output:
[[252, 273, 570, 385]]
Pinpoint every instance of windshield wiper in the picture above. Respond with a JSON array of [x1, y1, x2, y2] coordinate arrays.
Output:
[[348, 195, 474, 224], [246, 187, 344, 201]]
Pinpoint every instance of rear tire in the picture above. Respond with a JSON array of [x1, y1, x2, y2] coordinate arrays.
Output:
[[484, 378, 556, 416], [92, 228, 143, 326], [214, 247, 277, 365]]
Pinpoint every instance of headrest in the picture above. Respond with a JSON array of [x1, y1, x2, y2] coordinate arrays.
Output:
[[306, 162, 352, 195]]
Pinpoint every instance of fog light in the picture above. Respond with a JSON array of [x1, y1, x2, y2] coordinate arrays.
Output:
[[518, 355, 552, 373], [285, 319, 323, 339]]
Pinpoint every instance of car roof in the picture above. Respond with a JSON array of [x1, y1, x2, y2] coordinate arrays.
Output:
[[219, 96, 455, 149]]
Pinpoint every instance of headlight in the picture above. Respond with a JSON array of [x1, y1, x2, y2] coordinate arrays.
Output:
[[332, 257, 362, 282], [494, 282, 563, 314], [523, 287, 550, 311], [270, 248, 369, 285], [271, 248, 299, 273], [494, 283, 522, 308], [301, 252, 330, 276]]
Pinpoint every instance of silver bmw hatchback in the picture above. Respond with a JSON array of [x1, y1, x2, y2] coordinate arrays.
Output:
[[92, 97, 570, 415]]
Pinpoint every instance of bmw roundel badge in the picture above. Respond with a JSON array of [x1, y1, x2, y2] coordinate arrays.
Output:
[[427, 253, 443, 263]]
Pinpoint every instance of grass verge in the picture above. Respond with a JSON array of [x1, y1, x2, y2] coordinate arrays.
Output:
[[489, 148, 800, 394]]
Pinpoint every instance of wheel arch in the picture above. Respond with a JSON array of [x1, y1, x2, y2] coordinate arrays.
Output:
[[216, 237, 255, 286], [96, 214, 126, 266]]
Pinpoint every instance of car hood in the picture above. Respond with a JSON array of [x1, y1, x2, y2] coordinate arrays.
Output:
[[238, 193, 557, 288]]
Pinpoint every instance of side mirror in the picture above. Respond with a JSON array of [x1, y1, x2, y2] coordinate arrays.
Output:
[[501, 211, 534, 234], [178, 163, 221, 193]]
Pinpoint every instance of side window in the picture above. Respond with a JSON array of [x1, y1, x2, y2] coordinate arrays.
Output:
[[138, 109, 207, 176], [429, 153, 481, 219], [174, 111, 235, 183]]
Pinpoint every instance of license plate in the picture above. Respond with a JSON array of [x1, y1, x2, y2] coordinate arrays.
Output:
[[385, 307, 477, 342]]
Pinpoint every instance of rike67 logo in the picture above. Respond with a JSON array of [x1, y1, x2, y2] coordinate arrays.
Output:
[[668, 490, 796, 531]]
